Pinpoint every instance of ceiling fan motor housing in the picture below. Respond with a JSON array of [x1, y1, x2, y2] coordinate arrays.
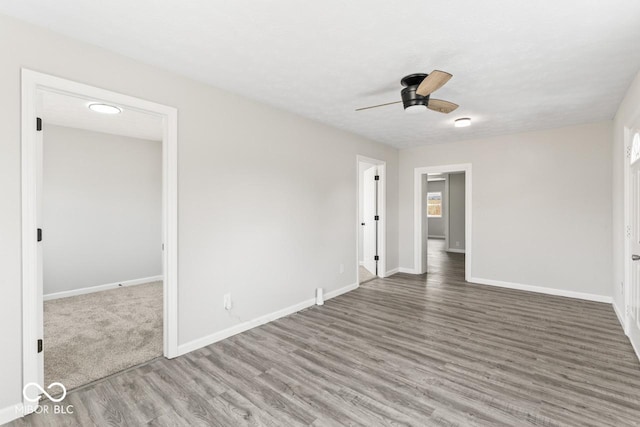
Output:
[[400, 73, 430, 110]]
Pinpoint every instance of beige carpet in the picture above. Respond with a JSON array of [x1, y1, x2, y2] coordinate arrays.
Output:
[[359, 265, 376, 284], [44, 281, 163, 391]]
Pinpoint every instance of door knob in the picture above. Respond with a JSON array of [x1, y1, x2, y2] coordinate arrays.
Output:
[[361, 223, 365, 226], [633, 254, 640, 261]]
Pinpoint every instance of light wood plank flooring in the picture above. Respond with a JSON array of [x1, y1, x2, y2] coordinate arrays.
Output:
[[10, 241, 640, 426]]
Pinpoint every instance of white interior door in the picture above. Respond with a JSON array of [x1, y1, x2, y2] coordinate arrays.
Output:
[[362, 166, 377, 276], [36, 117, 45, 386], [629, 132, 640, 354]]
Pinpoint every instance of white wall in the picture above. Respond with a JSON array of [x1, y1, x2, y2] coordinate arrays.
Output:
[[43, 125, 162, 296], [426, 180, 446, 238], [0, 14, 399, 412], [448, 172, 465, 251], [612, 71, 640, 313], [399, 122, 612, 297]]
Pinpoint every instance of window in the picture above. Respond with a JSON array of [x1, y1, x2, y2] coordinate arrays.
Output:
[[427, 192, 442, 217]]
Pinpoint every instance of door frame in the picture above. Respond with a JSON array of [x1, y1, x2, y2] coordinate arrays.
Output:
[[356, 155, 386, 283], [21, 69, 179, 412], [414, 164, 472, 280]]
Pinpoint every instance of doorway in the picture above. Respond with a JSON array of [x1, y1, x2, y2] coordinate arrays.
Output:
[[357, 156, 386, 284], [414, 164, 472, 280], [21, 70, 178, 408]]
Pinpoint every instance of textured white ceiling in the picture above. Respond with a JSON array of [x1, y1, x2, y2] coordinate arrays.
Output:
[[41, 91, 163, 141], [3, 0, 640, 148]]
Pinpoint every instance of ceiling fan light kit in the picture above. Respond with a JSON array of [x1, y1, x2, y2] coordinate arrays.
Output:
[[401, 73, 431, 112], [357, 70, 459, 115]]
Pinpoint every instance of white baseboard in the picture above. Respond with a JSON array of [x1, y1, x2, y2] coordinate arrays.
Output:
[[384, 267, 399, 277], [177, 282, 359, 356], [0, 403, 23, 426], [613, 301, 626, 331], [44, 275, 163, 301], [428, 235, 445, 239], [447, 248, 465, 253], [468, 277, 612, 303], [398, 267, 417, 274]]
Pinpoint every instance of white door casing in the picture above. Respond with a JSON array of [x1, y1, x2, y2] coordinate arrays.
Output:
[[21, 69, 179, 414], [414, 164, 472, 278]]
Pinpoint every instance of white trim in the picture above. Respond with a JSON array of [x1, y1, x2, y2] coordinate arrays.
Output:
[[613, 302, 626, 330], [444, 174, 450, 250], [356, 155, 387, 281], [415, 164, 472, 281], [398, 267, 417, 274], [630, 331, 640, 363], [447, 248, 466, 254], [385, 268, 400, 276], [469, 277, 612, 303], [43, 275, 163, 301], [624, 125, 631, 335], [21, 70, 179, 416], [177, 282, 358, 356], [0, 403, 23, 426]]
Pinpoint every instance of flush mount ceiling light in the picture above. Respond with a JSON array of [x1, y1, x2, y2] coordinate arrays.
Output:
[[88, 103, 122, 114], [454, 117, 471, 128]]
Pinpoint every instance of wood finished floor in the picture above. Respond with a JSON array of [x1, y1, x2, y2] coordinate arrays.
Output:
[[10, 239, 640, 426]]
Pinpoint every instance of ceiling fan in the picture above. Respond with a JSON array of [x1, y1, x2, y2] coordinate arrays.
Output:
[[356, 70, 458, 114]]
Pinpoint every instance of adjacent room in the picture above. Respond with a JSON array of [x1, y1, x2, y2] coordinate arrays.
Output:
[[40, 91, 164, 391], [1, 1, 640, 426]]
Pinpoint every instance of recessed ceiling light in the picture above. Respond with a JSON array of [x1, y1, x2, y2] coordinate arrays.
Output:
[[405, 104, 427, 114], [88, 103, 122, 114], [454, 117, 471, 127]]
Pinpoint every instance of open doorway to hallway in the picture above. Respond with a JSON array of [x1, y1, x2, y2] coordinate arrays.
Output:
[[426, 172, 466, 276], [414, 164, 472, 280]]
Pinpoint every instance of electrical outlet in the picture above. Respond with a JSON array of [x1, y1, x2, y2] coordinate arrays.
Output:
[[339, 263, 345, 274], [223, 293, 232, 310]]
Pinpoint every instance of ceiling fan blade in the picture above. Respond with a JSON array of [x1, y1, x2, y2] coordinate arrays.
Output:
[[427, 99, 459, 114], [416, 70, 452, 97], [355, 101, 402, 111]]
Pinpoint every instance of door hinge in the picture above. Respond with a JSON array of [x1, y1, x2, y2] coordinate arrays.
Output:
[[37, 228, 42, 242], [627, 225, 632, 239], [374, 175, 379, 181], [36, 117, 42, 131], [162, 243, 165, 251], [37, 339, 43, 353], [374, 255, 379, 261], [374, 215, 379, 221]]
